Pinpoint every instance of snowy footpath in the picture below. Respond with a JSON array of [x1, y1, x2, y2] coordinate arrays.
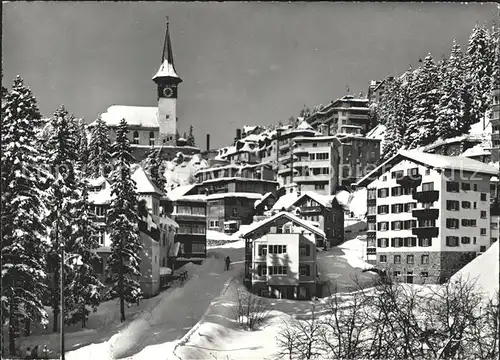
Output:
[[66, 245, 244, 360]]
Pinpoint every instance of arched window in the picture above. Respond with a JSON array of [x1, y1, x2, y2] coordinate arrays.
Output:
[[149, 131, 155, 146], [133, 131, 139, 144]]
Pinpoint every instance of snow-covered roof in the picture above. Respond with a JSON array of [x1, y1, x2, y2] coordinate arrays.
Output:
[[152, 59, 180, 80], [272, 191, 301, 211], [132, 165, 164, 195], [166, 184, 196, 201], [88, 176, 107, 187], [334, 190, 353, 210], [254, 192, 274, 209], [356, 149, 499, 187], [92, 105, 159, 128], [160, 267, 172, 276], [175, 194, 207, 202], [88, 178, 114, 205], [239, 212, 325, 239], [206, 192, 264, 201], [296, 120, 314, 131], [290, 192, 335, 209], [460, 143, 491, 158]]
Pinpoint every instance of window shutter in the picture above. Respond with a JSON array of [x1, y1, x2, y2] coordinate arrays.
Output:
[[377, 223, 381, 231], [306, 265, 310, 276], [306, 245, 310, 256], [391, 222, 395, 230], [377, 239, 381, 247], [391, 238, 395, 247], [403, 238, 408, 247], [418, 238, 422, 247]]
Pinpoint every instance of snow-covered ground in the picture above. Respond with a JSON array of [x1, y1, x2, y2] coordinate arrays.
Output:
[[337, 237, 372, 270]]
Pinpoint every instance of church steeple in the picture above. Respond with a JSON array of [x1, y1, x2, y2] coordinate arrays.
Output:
[[152, 17, 182, 84]]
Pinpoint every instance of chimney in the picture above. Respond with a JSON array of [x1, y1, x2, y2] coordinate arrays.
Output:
[[206, 134, 210, 152], [236, 128, 242, 140]]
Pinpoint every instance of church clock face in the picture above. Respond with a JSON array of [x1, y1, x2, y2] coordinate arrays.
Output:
[[163, 86, 175, 98]]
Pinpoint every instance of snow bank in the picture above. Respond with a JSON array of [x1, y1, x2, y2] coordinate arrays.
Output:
[[449, 241, 499, 300], [338, 237, 372, 270], [349, 188, 367, 218]]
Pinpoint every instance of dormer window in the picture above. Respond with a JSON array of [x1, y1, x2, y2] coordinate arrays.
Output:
[[133, 131, 139, 145]]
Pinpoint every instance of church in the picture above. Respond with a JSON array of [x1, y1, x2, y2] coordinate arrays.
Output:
[[90, 19, 200, 161]]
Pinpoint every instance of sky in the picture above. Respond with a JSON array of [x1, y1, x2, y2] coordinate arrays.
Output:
[[2, 2, 499, 149]]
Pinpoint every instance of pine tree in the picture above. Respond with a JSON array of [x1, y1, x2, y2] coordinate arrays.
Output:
[[87, 116, 111, 178], [145, 148, 166, 192], [1, 76, 51, 354], [492, 32, 500, 91], [106, 119, 142, 322], [406, 54, 441, 148], [436, 40, 471, 138], [44, 105, 81, 333], [466, 24, 493, 124], [187, 125, 196, 146], [63, 183, 104, 327], [73, 118, 90, 172]]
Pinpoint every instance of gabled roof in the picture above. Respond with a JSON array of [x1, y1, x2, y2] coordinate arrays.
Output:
[[166, 184, 196, 201], [87, 177, 114, 205], [91, 105, 159, 128], [132, 165, 164, 195], [290, 192, 335, 209], [239, 212, 325, 239], [355, 150, 499, 188]]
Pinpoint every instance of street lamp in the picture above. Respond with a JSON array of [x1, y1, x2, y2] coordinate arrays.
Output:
[[60, 252, 83, 360]]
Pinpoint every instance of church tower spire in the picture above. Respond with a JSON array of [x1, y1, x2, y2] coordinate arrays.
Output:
[[153, 17, 182, 146]]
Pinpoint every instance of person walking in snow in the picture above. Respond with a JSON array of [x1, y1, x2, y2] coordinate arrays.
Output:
[[225, 256, 231, 271]]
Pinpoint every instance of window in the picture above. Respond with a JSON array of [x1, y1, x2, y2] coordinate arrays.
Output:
[[421, 255, 429, 264], [299, 244, 311, 256], [405, 237, 417, 247], [258, 245, 267, 256], [268, 266, 287, 275], [382, 176, 387, 181], [480, 246, 486, 252], [407, 255, 414, 264], [447, 181, 459, 193], [403, 220, 417, 229], [405, 202, 417, 212], [299, 264, 311, 276], [391, 187, 403, 197], [391, 170, 404, 179], [368, 206, 376, 215], [420, 238, 432, 247], [315, 184, 326, 190], [391, 203, 404, 213], [394, 255, 401, 264], [378, 188, 389, 198], [425, 168, 430, 175], [492, 237, 498, 244], [462, 201, 471, 209], [309, 153, 316, 160], [391, 221, 403, 231], [420, 219, 436, 227], [268, 245, 287, 254], [408, 167, 419, 176], [209, 219, 220, 229], [378, 222, 389, 231], [257, 265, 267, 276], [461, 182, 471, 191], [422, 182, 434, 191], [368, 189, 377, 200], [392, 237, 404, 247], [480, 228, 487, 236], [379, 255, 387, 263], [473, 202, 477, 209], [462, 219, 477, 227], [422, 202, 434, 209], [480, 210, 487, 218], [461, 236, 471, 244], [446, 200, 460, 211], [421, 272, 429, 278], [480, 193, 487, 201], [393, 271, 401, 277], [378, 205, 389, 214], [446, 236, 460, 247], [446, 218, 459, 229], [378, 238, 389, 248], [473, 184, 478, 191], [149, 131, 155, 146], [97, 230, 105, 245], [133, 131, 139, 144], [95, 206, 105, 217]]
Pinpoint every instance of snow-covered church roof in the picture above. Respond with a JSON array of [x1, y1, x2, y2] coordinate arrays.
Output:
[[91, 105, 159, 129]]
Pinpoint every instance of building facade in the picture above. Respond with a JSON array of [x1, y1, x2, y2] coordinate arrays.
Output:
[[241, 212, 324, 300], [491, 85, 500, 162], [356, 150, 498, 284]]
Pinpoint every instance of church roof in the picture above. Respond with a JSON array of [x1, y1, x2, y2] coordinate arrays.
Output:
[[92, 105, 159, 128], [152, 18, 182, 83]]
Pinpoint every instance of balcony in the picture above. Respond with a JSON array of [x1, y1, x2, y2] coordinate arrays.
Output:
[[412, 226, 439, 238], [300, 206, 322, 213], [294, 174, 330, 182], [412, 208, 439, 220], [412, 190, 439, 203], [396, 174, 422, 189]]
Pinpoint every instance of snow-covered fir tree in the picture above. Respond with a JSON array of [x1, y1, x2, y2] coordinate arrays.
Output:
[[406, 54, 441, 148], [63, 183, 104, 328], [106, 118, 142, 322], [436, 40, 472, 139], [44, 105, 82, 333], [187, 124, 196, 146], [1, 76, 51, 354], [87, 116, 111, 178], [73, 118, 90, 173], [380, 69, 414, 160], [492, 31, 500, 91], [466, 24, 493, 124], [145, 147, 166, 192]]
